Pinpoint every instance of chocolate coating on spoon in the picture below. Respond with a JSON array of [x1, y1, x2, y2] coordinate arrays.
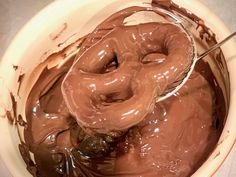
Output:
[[62, 23, 193, 135]]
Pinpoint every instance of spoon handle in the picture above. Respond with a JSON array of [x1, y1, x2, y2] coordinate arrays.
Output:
[[197, 32, 236, 60], [158, 31, 236, 103]]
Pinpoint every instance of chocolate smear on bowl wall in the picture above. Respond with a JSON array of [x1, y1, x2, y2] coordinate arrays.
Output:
[[13, 1, 229, 176]]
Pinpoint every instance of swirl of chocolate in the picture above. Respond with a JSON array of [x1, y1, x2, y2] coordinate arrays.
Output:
[[62, 22, 193, 134]]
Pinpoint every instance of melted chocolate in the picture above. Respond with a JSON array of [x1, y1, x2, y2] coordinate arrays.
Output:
[[17, 74, 25, 96], [13, 65, 19, 71], [62, 22, 193, 134], [20, 1, 227, 177]]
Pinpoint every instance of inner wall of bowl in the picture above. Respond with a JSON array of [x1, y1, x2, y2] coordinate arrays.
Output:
[[0, 0, 235, 177]]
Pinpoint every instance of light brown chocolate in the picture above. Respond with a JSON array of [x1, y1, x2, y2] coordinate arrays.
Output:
[[21, 1, 227, 177], [62, 22, 193, 134]]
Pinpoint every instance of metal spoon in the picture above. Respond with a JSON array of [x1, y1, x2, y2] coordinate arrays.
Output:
[[158, 32, 236, 102]]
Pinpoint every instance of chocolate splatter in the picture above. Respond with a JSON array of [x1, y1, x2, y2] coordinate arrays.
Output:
[[17, 114, 27, 129], [57, 33, 77, 48], [10, 92, 17, 120], [17, 74, 25, 96], [6, 110, 14, 125], [49, 23, 68, 41], [13, 65, 19, 71]]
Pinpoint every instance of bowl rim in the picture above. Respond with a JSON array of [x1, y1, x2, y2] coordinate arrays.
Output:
[[0, 0, 236, 177]]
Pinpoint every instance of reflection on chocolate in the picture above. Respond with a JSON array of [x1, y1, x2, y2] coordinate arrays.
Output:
[[62, 22, 193, 135], [20, 1, 227, 177]]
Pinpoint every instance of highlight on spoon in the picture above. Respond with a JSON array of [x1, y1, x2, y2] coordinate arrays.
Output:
[[158, 31, 236, 102], [197, 32, 236, 61]]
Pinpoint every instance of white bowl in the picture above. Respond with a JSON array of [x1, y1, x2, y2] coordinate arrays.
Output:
[[0, 0, 235, 177]]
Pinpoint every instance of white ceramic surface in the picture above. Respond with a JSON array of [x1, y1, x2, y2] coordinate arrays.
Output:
[[0, 0, 235, 177]]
